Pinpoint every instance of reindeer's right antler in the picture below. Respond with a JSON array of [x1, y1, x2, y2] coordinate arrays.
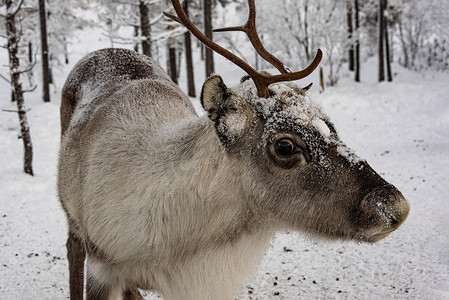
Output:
[[164, 0, 322, 98], [213, 0, 290, 74]]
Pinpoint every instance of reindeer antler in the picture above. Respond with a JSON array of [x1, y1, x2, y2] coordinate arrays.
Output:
[[164, 0, 322, 98]]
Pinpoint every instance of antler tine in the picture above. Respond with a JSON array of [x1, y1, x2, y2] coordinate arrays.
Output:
[[265, 50, 322, 87], [164, 12, 182, 24], [249, 49, 322, 98], [214, 0, 290, 74]]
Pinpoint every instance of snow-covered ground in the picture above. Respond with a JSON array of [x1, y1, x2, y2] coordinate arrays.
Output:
[[1, 24, 448, 299]]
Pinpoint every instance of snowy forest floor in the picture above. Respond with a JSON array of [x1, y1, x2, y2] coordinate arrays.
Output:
[[1, 26, 449, 299]]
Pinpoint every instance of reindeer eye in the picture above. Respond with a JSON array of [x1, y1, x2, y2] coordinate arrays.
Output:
[[275, 139, 296, 156]]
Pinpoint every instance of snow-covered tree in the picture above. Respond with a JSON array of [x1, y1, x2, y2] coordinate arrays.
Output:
[[95, 0, 170, 57], [0, 0, 34, 175], [395, 0, 449, 71], [254, 0, 348, 86]]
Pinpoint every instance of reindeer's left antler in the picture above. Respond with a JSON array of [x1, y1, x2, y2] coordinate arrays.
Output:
[[164, 0, 322, 98]]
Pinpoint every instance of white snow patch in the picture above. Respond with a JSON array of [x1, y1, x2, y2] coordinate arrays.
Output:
[[312, 117, 331, 138], [231, 79, 369, 167], [1, 20, 449, 299], [337, 143, 366, 165], [218, 112, 248, 144]]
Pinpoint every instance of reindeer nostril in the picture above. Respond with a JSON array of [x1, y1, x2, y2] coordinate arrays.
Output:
[[390, 216, 399, 225], [356, 186, 410, 229]]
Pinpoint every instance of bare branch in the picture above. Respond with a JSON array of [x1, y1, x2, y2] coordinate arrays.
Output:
[[12, 59, 36, 75], [101, 31, 141, 44], [151, 26, 187, 43], [0, 73, 11, 83], [2, 106, 31, 113], [8, 0, 24, 17], [0, 73, 10, 83], [163, 12, 181, 24], [149, 13, 164, 26], [102, 0, 139, 7], [22, 84, 37, 93]]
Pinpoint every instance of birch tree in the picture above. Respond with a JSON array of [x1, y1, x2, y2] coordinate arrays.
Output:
[[1, 0, 34, 175], [396, 0, 449, 71]]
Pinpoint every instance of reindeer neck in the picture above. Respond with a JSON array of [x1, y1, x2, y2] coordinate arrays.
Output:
[[149, 115, 271, 255]]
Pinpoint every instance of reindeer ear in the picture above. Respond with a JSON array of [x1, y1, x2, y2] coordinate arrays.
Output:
[[200, 75, 228, 121], [201, 75, 249, 148]]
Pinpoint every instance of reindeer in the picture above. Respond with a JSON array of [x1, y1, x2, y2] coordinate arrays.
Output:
[[57, 0, 410, 299]]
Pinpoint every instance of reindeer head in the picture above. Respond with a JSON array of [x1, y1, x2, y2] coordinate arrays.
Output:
[[166, 0, 409, 242]]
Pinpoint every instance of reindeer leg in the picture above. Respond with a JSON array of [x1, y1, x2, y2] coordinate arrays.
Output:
[[66, 230, 86, 300], [123, 287, 145, 300]]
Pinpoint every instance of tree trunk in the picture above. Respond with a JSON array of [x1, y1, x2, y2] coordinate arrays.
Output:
[[63, 38, 69, 64], [5, 0, 34, 176], [203, 0, 214, 77], [354, 0, 360, 82], [183, 0, 196, 97], [347, 2, 354, 71], [319, 67, 325, 92], [200, 44, 205, 61], [398, 22, 409, 68], [28, 42, 33, 63], [168, 38, 178, 84], [378, 0, 385, 82], [198, 0, 205, 62], [384, 0, 393, 82], [303, 0, 310, 60], [139, 0, 151, 57], [134, 25, 139, 52], [39, 0, 51, 102]]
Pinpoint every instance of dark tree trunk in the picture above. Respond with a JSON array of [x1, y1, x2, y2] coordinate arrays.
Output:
[[319, 67, 325, 92], [303, 0, 310, 60], [183, 0, 196, 97], [200, 43, 205, 61], [203, 0, 214, 77], [5, 0, 34, 176], [198, 0, 205, 61], [139, 0, 151, 57], [347, 2, 354, 71], [48, 60, 54, 84], [28, 42, 33, 63], [39, 0, 50, 102], [384, 0, 393, 82], [134, 25, 139, 52], [168, 38, 178, 84], [354, 0, 360, 82], [63, 38, 69, 64], [385, 26, 393, 81], [378, 0, 385, 82]]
